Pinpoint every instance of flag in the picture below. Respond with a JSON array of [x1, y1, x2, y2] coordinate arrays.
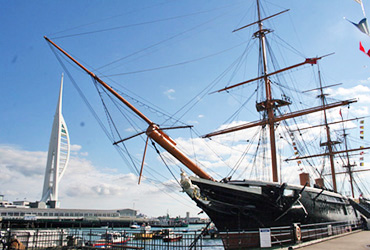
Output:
[[360, 120, 364, 124], [360, 131, 364, 134], [360, 42, 370, 57], [360, 151, 364, 155], [360, 157, 364, 161], [360, 162, 364, 166], [353, 0, 367, 17], [349, 18, 370, 35], [339, 109, 343, 118], [360, 126, 364, 129], [361, 136, 364, 139]]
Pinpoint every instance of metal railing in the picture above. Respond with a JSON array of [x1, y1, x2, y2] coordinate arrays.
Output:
[[0, 228, 224, 250], [0, 220, 363, 250], [220, 220, 362, 249]]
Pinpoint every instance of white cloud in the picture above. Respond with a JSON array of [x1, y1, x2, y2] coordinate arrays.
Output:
[[329, 85, 370, 105], [70, 144, 82, 152], [164, 89, 175, 100], [125, 127, 135, 133], [0, 144, 200, 217], [186, 120, 199, 124], [359, 77, 370, 85]]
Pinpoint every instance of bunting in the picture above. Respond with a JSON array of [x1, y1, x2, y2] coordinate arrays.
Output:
[[290, 135, 302, 166], [359, 120, 365, 167], [353, 0, 367, 17], [360, 42, 370, 57], [349, 18, 370, 35]]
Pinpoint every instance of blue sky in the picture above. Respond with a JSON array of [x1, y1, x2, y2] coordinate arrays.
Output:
[[1, 0, 370, 217]]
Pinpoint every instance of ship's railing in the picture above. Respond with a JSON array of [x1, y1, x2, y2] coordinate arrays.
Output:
[[220, 219, 363, 249]]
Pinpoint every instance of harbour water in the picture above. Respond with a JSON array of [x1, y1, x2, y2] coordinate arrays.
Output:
[[76, 224, 224, 249], [1, 223, 225, 249]]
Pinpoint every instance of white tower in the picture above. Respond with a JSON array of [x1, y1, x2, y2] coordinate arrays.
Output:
[[40, 74, 70, 208]]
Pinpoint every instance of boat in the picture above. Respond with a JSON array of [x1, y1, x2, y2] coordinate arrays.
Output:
[[44, 0, 369, 248], [132, 224, 153, 240], [163, 234, 183, 242], [90, 232, 129, 248], [176, 1, 370, 235], [132, 231, 153, 240], [129, 223, 140, 229], [151, 228, 183, 242], [159, 229, 182, 242], [151, 215, 188, 228]]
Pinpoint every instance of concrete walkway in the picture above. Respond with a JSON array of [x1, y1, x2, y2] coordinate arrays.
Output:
[[292, 230, 370, 249]]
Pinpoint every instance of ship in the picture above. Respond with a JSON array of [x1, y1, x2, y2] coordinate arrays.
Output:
[[43, 0, 370, 247]]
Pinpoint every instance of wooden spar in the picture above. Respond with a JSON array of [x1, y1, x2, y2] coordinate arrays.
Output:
[[202, 99, 357, 138], [44, 36, 214, 181], [113, 125, 193, 145], [232, 9, 289, 32], [290, 116, 367, 132], [325, 168, 370, 175], [138, 137, 149, 184], [210, 57, 323, 94], [44, 37, 152, 125], [285, 146, 370, 161], [302, 83, 342, 93]]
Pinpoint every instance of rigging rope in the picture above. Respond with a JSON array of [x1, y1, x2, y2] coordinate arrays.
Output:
[[228, 127, 261, 179], [95, 7, 240, 73], [48, 43, 142, 175], [47, 1, 173, 37], [104, 42, 246, 77], [47, 41, 205, 207], [49, 2, 239, 40], [151, 140, 181, 186], [165, 39, 255, 127]]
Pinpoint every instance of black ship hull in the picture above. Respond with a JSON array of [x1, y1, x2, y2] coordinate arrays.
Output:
[[182, 176, 358, 231]]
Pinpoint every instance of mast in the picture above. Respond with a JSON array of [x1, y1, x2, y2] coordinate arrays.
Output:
[[256, 0, 279, 182], [317, 65, 338, 192], [342, 126, 355, 197], [44, 36, 214, 182], [207, 1, 353, 184]]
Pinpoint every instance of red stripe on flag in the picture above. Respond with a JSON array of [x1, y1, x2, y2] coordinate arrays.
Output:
[[360, 41, 366, 53], [360, 41, 370, 57]]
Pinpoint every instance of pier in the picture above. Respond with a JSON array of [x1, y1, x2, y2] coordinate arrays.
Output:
[[290, 230, 370, 249]]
